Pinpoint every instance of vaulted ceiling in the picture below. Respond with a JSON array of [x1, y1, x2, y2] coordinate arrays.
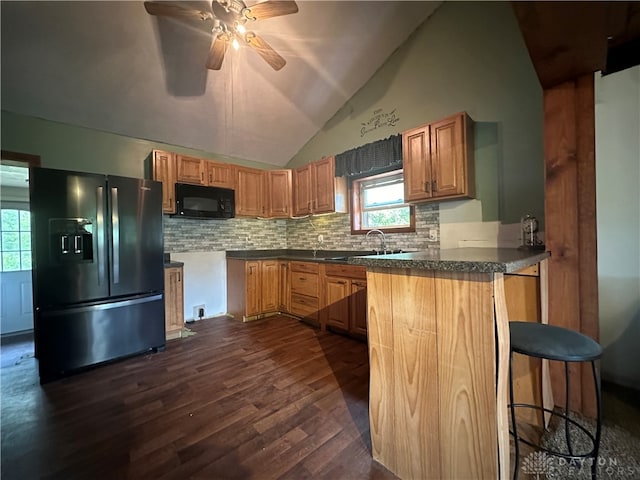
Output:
[[1, 1, 441, 167]]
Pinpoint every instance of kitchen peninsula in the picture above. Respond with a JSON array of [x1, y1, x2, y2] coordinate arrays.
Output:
[[349, 248, 550, 480]]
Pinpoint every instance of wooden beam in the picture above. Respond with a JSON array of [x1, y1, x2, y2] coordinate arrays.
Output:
[[543, 74, 599, 416], [512, 2, 640, 88]]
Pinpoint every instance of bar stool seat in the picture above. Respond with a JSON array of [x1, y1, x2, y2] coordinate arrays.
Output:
[[509, 321, 603, 479]]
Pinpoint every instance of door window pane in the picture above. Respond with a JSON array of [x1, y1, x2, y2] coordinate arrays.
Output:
[[1, 210, 18, 230], [0, 208, 32, 271]]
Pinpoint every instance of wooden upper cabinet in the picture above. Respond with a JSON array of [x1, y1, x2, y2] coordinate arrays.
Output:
[[176, 154, 205, 185], [403, 112, 475, 203], [235, 166, 265, 217], [402, 126, 431, 202], [266, 170, 292, 218], [206, 160, 235, 189], [152, 150, 177, 214], [292, 165, 312, 216], [292, 157, 347, 216], [313, 156, 337, 214]]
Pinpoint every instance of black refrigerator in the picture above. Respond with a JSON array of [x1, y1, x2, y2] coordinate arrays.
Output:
[[30, 167, 165, 382]]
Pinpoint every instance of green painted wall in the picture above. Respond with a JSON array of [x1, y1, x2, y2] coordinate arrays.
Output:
[[1, 111, 271, 178], [287, 2, 544, 225]]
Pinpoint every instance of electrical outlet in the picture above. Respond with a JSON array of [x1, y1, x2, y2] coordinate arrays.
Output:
[[317, 234, 324, 243], [193, 304, 205, 320], [428, 228, 438, 241]]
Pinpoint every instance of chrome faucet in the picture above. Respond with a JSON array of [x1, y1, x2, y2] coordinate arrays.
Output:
[[366, 229, 387, 254]]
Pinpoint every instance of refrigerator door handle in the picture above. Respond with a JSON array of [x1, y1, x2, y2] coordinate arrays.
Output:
[[111, 187, 120, 284], [96, 186, 106, 285]]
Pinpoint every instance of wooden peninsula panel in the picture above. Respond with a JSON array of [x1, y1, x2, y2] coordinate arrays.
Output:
[[352, 248, 550, 480], [367, 268, 497, 479]]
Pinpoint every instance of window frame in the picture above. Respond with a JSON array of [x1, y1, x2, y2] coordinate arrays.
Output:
[[350, 169, 416, 235]]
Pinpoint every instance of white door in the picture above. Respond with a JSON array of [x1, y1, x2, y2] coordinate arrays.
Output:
[[0, 165, 33, 334], [0, 270, 33, 334]]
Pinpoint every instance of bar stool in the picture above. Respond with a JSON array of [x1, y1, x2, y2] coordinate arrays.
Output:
[[508, 321, 603, 480]]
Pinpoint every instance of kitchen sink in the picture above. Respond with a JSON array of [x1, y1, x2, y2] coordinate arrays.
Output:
[[322, 256, 350, 262]]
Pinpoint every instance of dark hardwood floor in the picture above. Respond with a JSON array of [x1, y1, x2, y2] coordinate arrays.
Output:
[[1, 316, 397, 480]]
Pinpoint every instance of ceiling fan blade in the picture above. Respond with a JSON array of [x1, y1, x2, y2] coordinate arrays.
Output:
[[246, 33, 286, 70], [243, 1, 298, 21], [144, 1, 211, 20], [207, 34, 229, 70]]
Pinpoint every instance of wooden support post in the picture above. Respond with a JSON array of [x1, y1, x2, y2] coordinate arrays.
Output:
[[543, 74, 599, 417]]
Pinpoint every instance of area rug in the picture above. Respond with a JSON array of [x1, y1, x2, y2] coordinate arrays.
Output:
[[520, 412, 640, 479]]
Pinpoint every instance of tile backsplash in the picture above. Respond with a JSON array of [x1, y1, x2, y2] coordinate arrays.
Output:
[[164, 203, 439, 253]]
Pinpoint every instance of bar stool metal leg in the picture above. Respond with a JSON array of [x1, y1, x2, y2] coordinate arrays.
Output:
[[591, 360, 602, 480], [565, 361, 574, 457], [509, 350, 519, 480]]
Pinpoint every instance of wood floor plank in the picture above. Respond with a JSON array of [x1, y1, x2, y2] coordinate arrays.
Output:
[[1, 315, 397, 479]]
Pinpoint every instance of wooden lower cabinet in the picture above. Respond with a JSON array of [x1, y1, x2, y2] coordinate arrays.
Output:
[[322, 264, 367, 336], [325, 277, 350, 329], [350, 279, 368, 336], [164, 265, 184, 340], [226, 258, 368, 336], [289, 262, 320, 322], [227, 258, 279, 321], [278, 261, 290, 312]]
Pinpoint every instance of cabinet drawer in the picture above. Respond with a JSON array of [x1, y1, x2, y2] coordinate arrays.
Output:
[[290, 293, 319, 320], [324, 264, 366, 279], [290, 272, 319, 297], [290, 261, 319, 274]]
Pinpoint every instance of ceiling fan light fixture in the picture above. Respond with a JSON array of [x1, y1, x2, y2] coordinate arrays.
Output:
[[144, 0, 298, 71]]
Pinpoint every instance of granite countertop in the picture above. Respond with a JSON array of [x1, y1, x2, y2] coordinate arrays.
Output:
[[164, 261, 184, 268], [348, 247, 550, 273], [226, 249, 385, 264]]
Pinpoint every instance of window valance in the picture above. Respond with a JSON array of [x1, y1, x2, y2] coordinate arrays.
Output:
[[334, 134, 402, 177]]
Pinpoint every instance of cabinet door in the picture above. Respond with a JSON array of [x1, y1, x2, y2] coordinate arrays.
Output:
[[312, 156, 335, 214], [266, 170, 292, 218], [176, 155, 205, 185], [292, 165, 312, 216], [152, 150, 177, 214], [260, 260, 279, 313], [164, 266, 184, 338], [245, 261, 261, 316], [402, 126, 431, 202], [350, 280, 368, 336], [206, 160, 235, 189], [430, 113, 467, 198], [325, 277, 350, 330], [236, 167, 265, 217], [278, 261, 290, 312]]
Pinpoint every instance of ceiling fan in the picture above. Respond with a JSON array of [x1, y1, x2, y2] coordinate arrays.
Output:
[[144, 0, 298, 71]]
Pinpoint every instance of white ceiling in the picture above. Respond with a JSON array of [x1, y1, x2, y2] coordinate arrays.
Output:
[[1, 1, 441, 167]]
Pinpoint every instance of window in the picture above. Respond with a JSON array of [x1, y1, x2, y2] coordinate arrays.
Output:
[[0, 208, 32, 272], [351, 170, 415, 234]]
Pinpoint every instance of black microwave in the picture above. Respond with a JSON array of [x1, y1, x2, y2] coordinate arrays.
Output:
[[174, 183, 235, 219]]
